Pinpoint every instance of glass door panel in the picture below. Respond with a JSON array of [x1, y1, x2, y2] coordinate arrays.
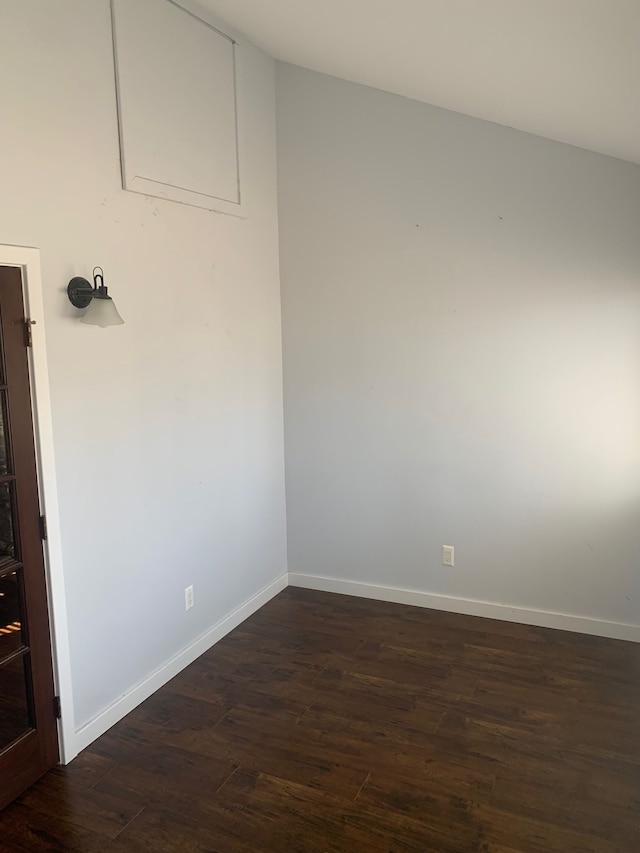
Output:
[[0, 481, 16, 561], [0, 569, 23, 657], [0, 393, 9, 476], [0, 654, 32, 751]]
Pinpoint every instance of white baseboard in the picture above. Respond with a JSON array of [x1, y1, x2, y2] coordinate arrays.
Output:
[[288, 573, 640, 643], [65, 568, 638, 761], [68, 572, 288, 761]]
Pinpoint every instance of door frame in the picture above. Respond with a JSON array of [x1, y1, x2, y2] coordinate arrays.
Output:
[[0, 244, 76, 764]]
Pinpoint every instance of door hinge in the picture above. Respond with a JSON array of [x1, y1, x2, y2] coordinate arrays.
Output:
[[39, 514, 48, 541], [53, 696, 61, 719], [24, 318, 37, 348]]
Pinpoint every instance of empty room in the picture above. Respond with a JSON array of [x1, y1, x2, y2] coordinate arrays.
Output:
[[0, 0, 638, 850]]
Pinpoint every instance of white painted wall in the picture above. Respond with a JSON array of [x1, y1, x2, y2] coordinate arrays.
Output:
[[0, 0, 286, 737], [277, 64, 640, 633]]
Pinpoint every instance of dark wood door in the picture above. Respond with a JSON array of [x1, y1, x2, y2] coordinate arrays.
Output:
[[0, 266, 58, 810]]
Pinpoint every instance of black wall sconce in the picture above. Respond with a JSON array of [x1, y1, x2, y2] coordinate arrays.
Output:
[[67, 267, 124, 327]]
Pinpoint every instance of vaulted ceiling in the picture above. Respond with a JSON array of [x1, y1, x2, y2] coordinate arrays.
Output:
[[201, 0, 640, 165]]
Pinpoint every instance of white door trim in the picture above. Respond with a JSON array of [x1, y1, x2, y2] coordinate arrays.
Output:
[[0, 244, 76, 764]]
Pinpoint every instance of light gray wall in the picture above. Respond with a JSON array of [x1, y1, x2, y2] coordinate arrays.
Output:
[[276, 63, 640, 628], [1, 0, 286, 730]]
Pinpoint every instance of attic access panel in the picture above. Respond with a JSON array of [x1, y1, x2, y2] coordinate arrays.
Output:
[[111, 0, 243, 216]]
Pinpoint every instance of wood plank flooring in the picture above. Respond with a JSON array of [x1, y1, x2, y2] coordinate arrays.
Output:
[[1, 587, 639, 851]]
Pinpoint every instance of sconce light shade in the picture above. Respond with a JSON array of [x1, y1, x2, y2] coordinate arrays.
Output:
[[81, 292, 124, 327], [67, 267, 124, 327]]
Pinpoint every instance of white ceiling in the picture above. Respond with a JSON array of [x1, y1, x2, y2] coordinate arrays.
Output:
[[200, 0, 640, 165]]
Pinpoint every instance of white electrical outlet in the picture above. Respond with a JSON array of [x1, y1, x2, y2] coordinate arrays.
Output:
[[442, 545, 455, 567], [184, 585, 194, 611]]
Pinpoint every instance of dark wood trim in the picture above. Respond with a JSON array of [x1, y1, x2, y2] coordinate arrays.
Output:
[[0, 266, 57, 809]]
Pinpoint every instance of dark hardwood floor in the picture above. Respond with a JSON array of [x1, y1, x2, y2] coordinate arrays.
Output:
[[1, 587, 639, 852]]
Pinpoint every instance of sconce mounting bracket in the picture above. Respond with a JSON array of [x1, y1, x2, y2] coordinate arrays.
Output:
[[67, 277, 93, 309]]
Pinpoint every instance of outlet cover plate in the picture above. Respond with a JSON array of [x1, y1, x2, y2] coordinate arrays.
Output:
[[442, 545, 455, 567]]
